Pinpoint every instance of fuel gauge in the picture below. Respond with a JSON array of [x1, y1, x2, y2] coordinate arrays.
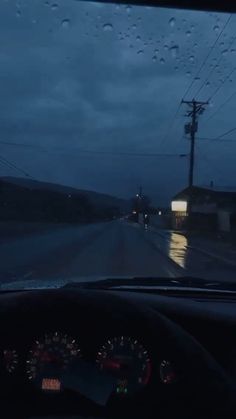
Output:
[[3, 350, 18, 373]]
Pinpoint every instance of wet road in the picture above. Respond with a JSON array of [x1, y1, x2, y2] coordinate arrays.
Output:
[[0, 220, 236, 286]]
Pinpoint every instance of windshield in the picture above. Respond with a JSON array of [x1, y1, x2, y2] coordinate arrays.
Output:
[[0, 0, 236, 289]]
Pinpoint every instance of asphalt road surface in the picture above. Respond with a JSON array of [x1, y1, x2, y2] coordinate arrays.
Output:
[[0, 220, 236, 287]]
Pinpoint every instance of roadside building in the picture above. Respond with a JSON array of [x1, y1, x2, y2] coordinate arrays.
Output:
[[171, 186, 236, 233]]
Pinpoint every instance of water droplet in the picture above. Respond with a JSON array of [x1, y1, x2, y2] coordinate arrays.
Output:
[[221, 49, 228, 56], [126, 5, 131, 13], [206, 81, 210, 86], [160, 57, 165, 64], [231, 49, 236, 53], [191, 25, 195, 30], [51, 3, 58, 10], [152, 55, 157, 62], [132, 24, 137, 30], [169, 17, 176, 27], [136, 35, 141, 41], [103, 23, 113, 32], [174, 66, 179, 71], [213, 25, 219, 32], [164, 44, 168, 51], [137, 49, 144, 55], [186, 71, 191, 77], [45, 1, 49, 5], [61, 19, 70, 29], [186, 30, 191, 37], [189, 56, 194, 63], [154, 48, 159, 54], [16, 9, 21, 17], [169, 45, 179, 59]]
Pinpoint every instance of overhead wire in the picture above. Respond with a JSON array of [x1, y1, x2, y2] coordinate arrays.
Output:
[[194, 33, 236, 100], [0, 154, 32, 178], [202, 90, 236, 125], [208, 67, 236, 102], [158, 15, 232, 151], [182, 14, 232, 100], [0, 141, 187, 158]]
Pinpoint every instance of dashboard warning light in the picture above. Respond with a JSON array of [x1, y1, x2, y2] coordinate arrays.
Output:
[[42, 378, 61, 391]]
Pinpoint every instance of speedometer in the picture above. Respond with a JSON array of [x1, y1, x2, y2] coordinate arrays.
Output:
[[26, 332, 81, 392], [96, 336, 151, 396]]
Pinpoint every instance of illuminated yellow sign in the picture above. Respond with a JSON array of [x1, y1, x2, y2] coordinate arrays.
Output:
[[171, 201, 187, 212]]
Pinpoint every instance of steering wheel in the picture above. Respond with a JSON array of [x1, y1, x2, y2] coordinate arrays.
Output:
[[1, 290, 235, 419]]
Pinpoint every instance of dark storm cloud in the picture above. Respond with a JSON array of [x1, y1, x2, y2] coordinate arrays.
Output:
[[0, 0, 236, 204]]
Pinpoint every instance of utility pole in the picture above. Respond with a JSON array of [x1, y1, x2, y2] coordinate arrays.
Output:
[[182, 99, 209, 188]]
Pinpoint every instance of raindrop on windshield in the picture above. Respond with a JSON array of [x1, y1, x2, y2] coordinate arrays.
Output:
[[221, 49, 228, 56], [16, 9, 21, 17], [152, 55, 157, 62], [175, 66, 178, 71], [154, 48, 159, 54], [126, 5, 131, 13], [164, 45, 168, 51], [136, 35, 141, 41], [132, 24, 137, 30], [160, 57, 165, 64], [213, 25, 219, 32], [137, 49, 144, 55], [206, 81, 210, 86], [189, 56, 194, 63], [51, 3, 58, 10], [169, 17, 176, 27], [186, 71, 191, 77], [186, 30, 191, 37], [61, 19, 70, 29], [231, 49, 236, 53], [103, 23, 113, 32], [169, 45, 179, 59]]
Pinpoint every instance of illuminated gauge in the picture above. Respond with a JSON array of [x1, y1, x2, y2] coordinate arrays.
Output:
[[3, 350, 18, 373], [96, 336, 151, 396], [26, 332, 81, 392], [160, 360, 176, 384]]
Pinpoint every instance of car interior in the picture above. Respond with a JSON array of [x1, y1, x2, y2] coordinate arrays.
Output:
[[1, 1, 236, 419]]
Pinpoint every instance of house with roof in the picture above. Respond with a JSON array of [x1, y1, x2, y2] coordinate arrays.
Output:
[[171, 186, 236, 232]]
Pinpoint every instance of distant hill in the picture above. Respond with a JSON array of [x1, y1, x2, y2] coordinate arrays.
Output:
[[0, 177, 129, 223]]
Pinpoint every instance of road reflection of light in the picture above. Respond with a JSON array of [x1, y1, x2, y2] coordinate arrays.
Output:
[[168, 233, 188, 268]]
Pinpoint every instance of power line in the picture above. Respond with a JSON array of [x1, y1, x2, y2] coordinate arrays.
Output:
[[196, 136, 236, 142], [217, 127, 236, 139], [208, 67, 236, 102], [202, 90, 236, 125], [182, 14, 232, 100], [0, 141, 187, 158], [194, 34, 236, 99], [157, 101, 182, 149], [0, 154, 32, 177]]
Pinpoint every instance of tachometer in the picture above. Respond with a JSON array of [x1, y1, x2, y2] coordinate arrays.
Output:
[[26, 332, 81, 392], [96, 336, 151, 396]]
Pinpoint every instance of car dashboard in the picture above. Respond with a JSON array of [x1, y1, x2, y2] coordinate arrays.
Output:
[[0, 287, 235, 419]]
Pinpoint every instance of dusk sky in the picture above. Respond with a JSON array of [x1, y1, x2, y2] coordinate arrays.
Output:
[[0, 0, 236, 205]]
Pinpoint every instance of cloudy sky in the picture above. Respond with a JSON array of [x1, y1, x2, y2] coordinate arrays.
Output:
[[0, 0, 236, 205]]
